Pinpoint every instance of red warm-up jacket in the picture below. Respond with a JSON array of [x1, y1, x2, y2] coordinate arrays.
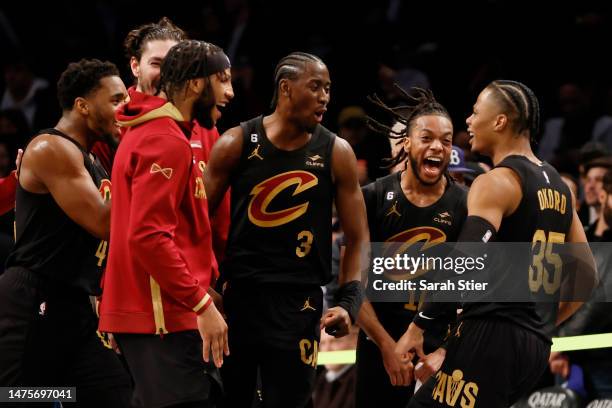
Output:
[[92, 87, 230, 274], [99, 94, 213, 334], [0, 171, 17, 215], [190, 124, 230, 269]]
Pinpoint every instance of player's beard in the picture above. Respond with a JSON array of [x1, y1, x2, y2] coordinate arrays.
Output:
[[407, 150, 447, 186], [192, 81, 216, 130], [91, 109, 119, 150]]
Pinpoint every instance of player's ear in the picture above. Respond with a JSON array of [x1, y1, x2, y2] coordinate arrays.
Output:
[[279, 79, 290, 98], [74, 97, 89, 116], [130, 56, 140, 78], [188, 78, 205, 95], [403, 135, 411, 154], [494, 114, 508, 132]]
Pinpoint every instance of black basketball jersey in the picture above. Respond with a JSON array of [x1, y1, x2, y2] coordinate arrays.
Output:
[[221, 115, 336, 286], [5, 129, 111, 295], [362, 171, 467, 339], [461, 155, 574, 341]]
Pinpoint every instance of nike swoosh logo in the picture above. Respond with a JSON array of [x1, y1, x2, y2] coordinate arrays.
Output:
[[418, 312, 434, 320]]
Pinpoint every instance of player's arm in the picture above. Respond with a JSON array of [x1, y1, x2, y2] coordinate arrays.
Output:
[[127, 133, 227, 366], [397, 169, 520, 357], [22, 135, 110, 239], [358, 300, 413, 386], [204, 126, 243, 215], [557, 208, 597, 325], [321, 137, 369, 337]]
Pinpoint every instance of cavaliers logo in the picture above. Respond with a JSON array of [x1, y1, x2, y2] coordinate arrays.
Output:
[[98, 179, 111, 202], [248, 171, 318, 227], [382, 226, 446, 280]]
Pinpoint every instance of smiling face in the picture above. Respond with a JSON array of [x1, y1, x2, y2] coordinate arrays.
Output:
[[465, 87, 503, 157], [131, 39, 178, 95], [404, 115, 453, 185], [285, 61, 331, 132], [84, 75, 128, 141], [192, 68, 234, 130]]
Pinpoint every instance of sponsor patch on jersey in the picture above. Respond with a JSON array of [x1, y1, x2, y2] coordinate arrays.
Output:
[[433, 211, 452, 226], [305, 154, 325, 168]]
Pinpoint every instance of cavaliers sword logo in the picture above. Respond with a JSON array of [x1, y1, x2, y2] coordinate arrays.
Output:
[[248, 170, 318, 227]]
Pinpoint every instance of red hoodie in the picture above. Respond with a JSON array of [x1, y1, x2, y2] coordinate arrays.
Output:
[[190, 123, 230, 270], [99, 93, 213, 334], [0, 171, 17, 215], [93, 87, 230, 273]]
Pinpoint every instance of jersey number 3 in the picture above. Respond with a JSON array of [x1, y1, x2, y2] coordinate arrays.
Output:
[[296, 230, 314, 258]]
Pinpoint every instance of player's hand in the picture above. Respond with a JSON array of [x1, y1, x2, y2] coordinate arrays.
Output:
[[15, 149, 23, 179], [549, 351, 570, 378], [107, 333, 121, 354], [381, 340, 414, 386], [395, 322, 426, 360], [415, 347, 446, 383], [320, 306, 351, 337], [197, 303, 229, 368]]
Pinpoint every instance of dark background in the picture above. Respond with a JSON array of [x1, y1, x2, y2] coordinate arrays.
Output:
[[3, 0, 612, 133]]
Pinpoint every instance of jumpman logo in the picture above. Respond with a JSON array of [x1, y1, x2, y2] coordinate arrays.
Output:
[[301, 297, 316, 312], [386, 200, 401, 217], [248, 144, 264, 160]]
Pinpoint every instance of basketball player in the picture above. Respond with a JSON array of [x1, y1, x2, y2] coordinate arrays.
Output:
[[98, 40, 233, 408], [204, 52, 369, 407], [91, 17, 186, 173], [396, 80, 597, 407], [92, 17, 231, 280], [0, 59, 131, 406], [356, 88, 467, 407]]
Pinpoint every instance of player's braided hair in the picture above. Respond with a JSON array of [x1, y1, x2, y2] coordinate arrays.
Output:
[[57, 59, 119, 110], [368, 85, 451, 169], [486, 80, 540, 142], [123, 17, 186, 62], [158, 40, 222, 104], [270, 52, 324, 109]]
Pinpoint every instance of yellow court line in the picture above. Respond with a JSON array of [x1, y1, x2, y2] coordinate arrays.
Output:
[[317, 333, 612, 365]]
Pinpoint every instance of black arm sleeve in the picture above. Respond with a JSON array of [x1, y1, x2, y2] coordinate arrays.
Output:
[[413, 216, 499, 331]]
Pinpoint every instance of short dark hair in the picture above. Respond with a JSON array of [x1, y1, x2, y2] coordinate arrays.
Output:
[[270, 52, 324, 109], [123, 17, 186, 62], [367, 86, 451, 169], [56, 59, 120, 110], [486, 80, 541, 141]]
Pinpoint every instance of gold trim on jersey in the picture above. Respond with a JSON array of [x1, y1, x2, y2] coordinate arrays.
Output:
[[117, 102, 184, 128], [150, 277, 168, 335], [192, 293, 211, 314]]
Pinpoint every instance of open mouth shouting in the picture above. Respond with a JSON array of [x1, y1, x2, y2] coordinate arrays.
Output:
[[422, 156, 444, 179], [314, 107, 327, 123]]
